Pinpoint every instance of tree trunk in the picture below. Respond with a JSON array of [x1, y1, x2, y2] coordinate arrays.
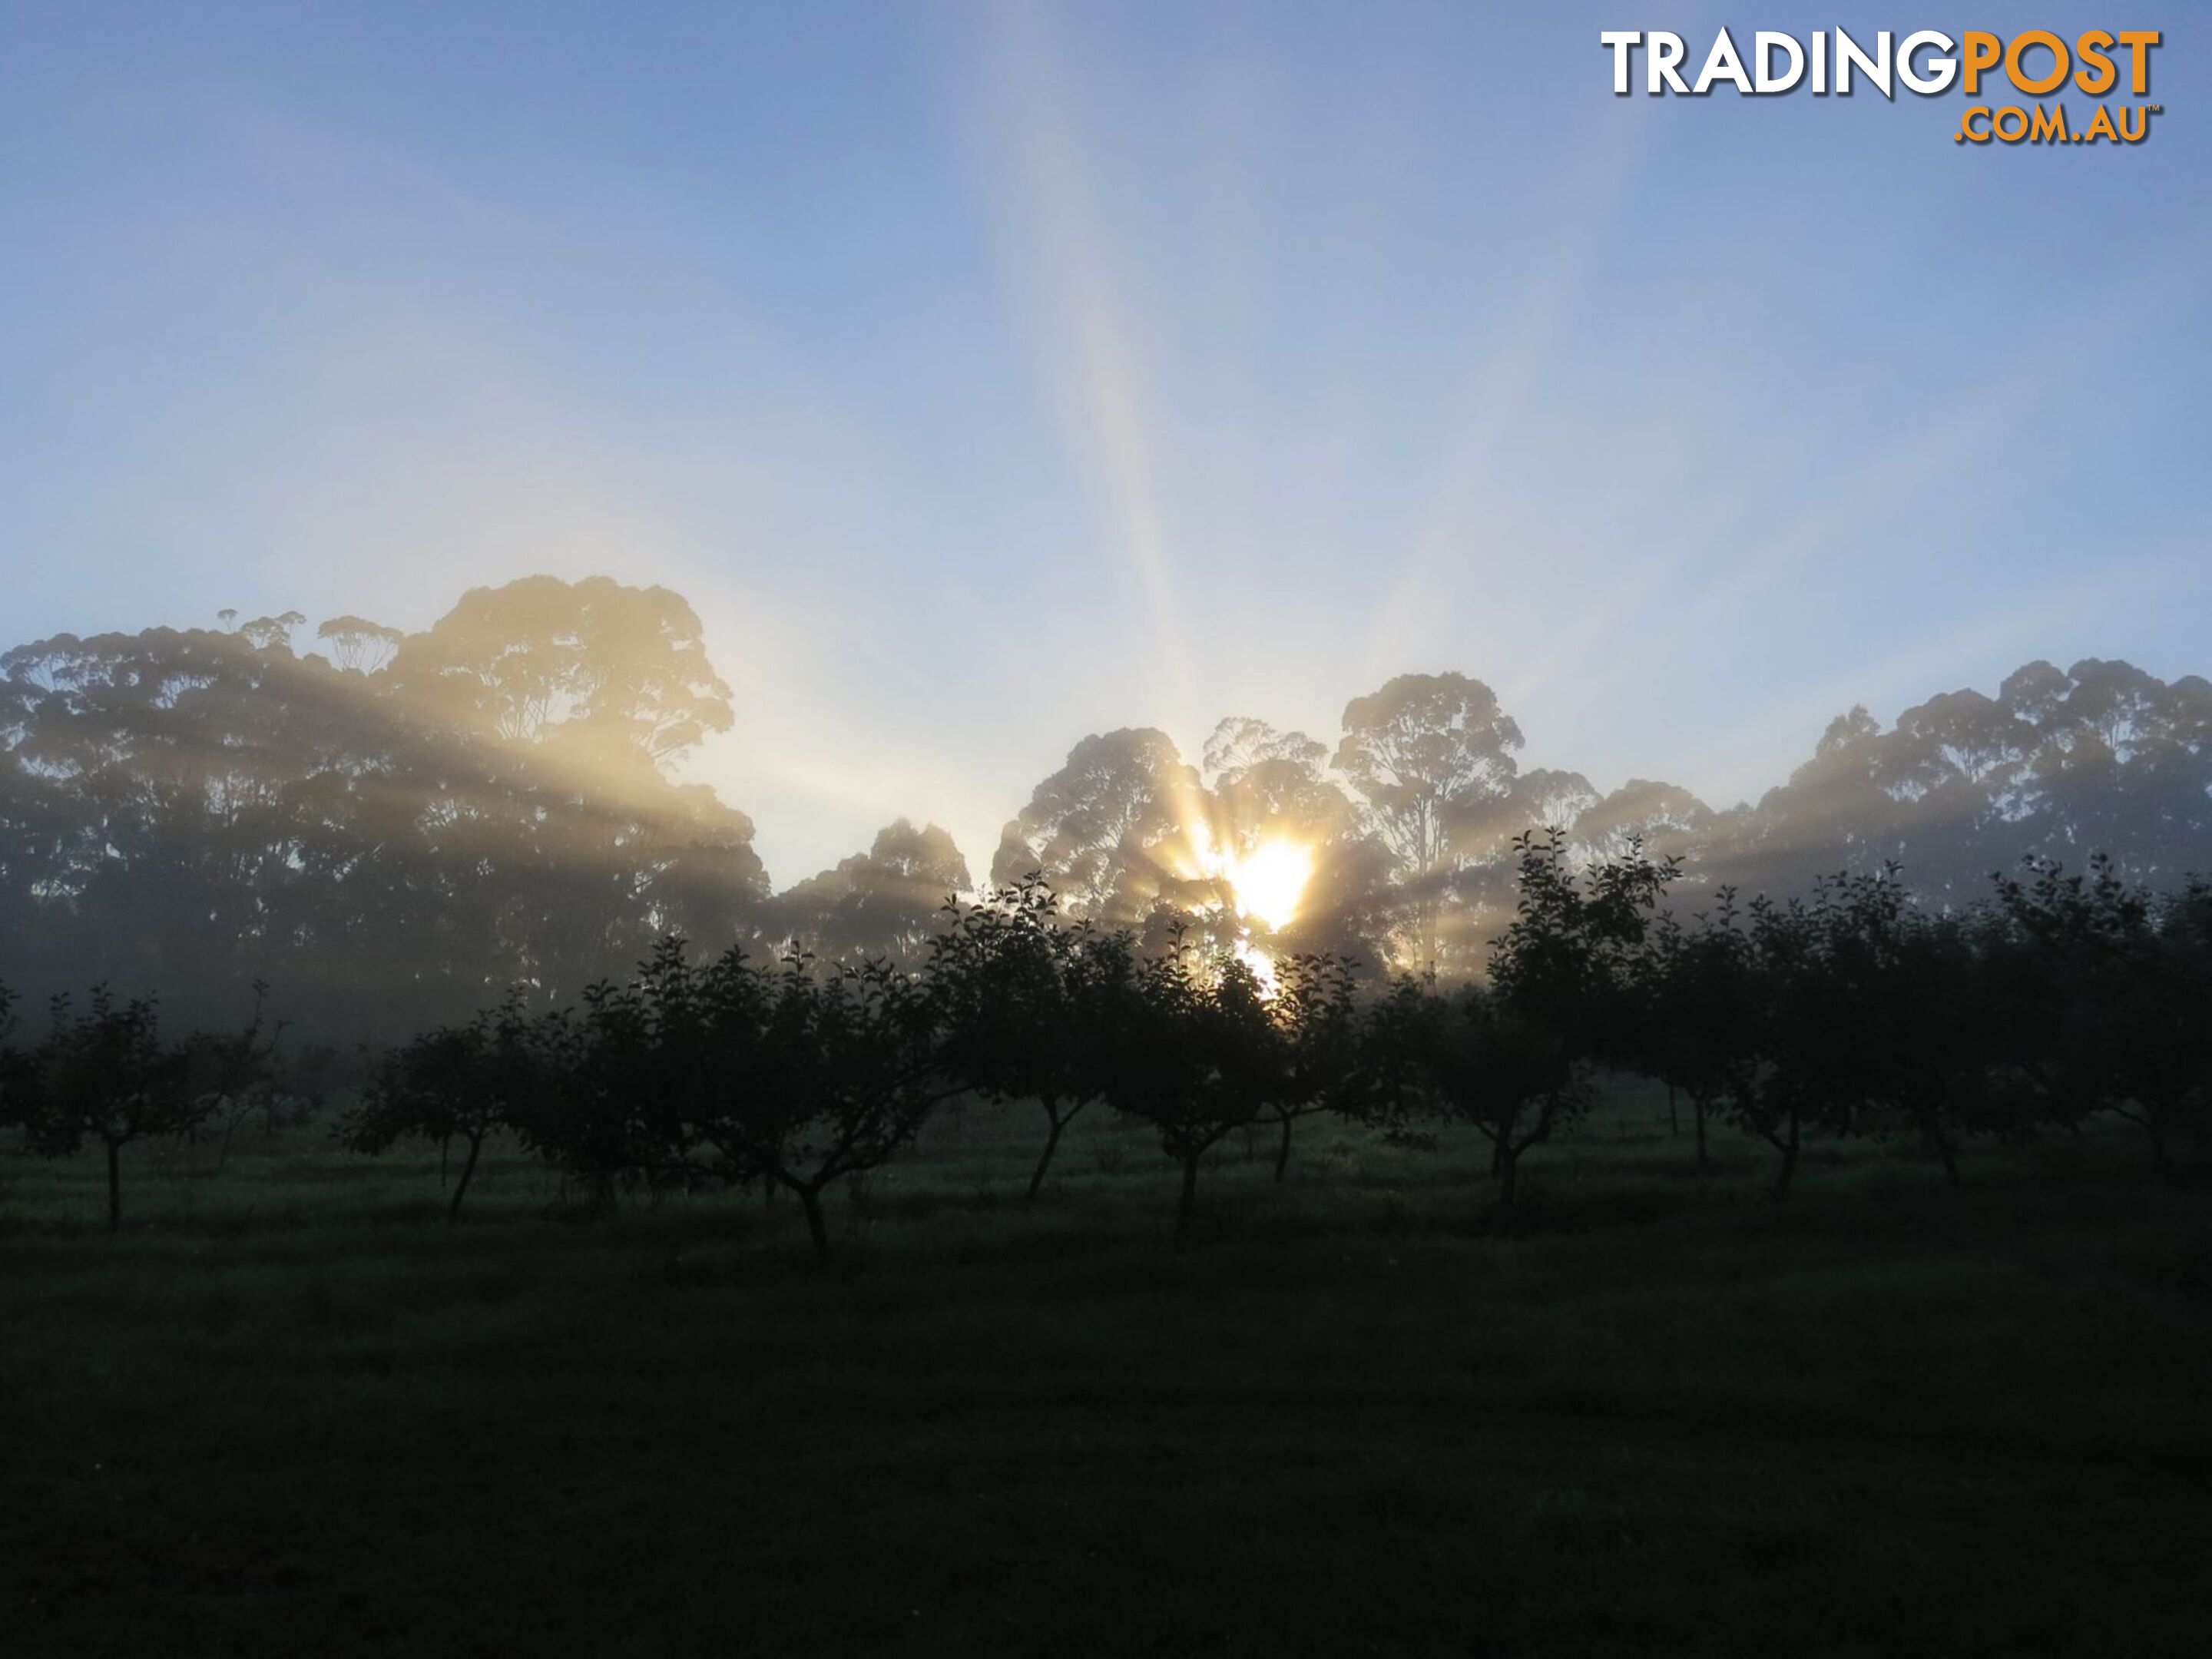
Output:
[[1768, 1115, 1800, 1204], [106, 1138, 123, 1233], [2146, 1111, 2173, 1183], [798, 1184, 832, 1263], [1666, 1083, 1679, 1137], [439, 1134, 451, 1189], [1923, 1113, 1961, 1188], [1028, 1108, 1067, 1200], [1489, 1133, 1506, 1176], [447, 1131, 484, 1222], [1174, 1151, 1201, 1251], [1694, 1094, 1709, 1174], [1273, 1114, 1294, 1184], [1495, 1144, 1520, 1229]]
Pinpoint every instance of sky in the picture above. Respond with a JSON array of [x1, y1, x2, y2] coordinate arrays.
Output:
[[2, 2, 2207, 889]]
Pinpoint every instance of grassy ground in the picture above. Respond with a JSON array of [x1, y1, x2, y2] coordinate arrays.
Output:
[[4, 1090, 2209, 1656]]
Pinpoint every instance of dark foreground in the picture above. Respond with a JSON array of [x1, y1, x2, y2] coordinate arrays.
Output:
[[4, 1096, 2209, 1657]]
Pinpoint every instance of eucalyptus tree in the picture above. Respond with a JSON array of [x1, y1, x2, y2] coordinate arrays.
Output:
[[991, 728, 1204, 922], [384, 575, 734, 772], [777, 819, 971, 965], [1333, 673, 1525, 975], [1721, 659, 2212, 902], [311, 615, 404, 676], [1201, 716, 1389, 959], [0, 576, 768, 1045], [1574, 778, 1716, 869], [1202, 718, 1353, 858]]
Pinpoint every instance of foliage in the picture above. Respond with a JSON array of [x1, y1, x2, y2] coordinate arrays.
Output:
[[339, 992, 551, 1220], [22, 988, 207, 1228], [1094, 929, 1369, 1246], [931, 876, 1120, 1198]]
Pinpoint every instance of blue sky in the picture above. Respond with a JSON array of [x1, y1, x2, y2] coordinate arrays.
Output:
[[3, 2, 2207, 886]]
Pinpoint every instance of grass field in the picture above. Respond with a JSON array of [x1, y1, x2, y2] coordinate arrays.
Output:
[[5, 1090, 2209, 1656]]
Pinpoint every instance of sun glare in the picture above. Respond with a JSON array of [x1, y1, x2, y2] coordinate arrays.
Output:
[[1221, 839, 1314, 933]]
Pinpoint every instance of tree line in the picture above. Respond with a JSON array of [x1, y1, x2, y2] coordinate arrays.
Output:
[[5, 575, 2209, 1045], [5, 839, 2205, 1250]]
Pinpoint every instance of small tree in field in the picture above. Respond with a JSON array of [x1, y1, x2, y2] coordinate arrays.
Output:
[[2172, 878, 2212, 1162], [1813, 868, 1995, 1187], [339, 992, 547, 1220], [693, 951, 959, 1263], [1254, 950, 1368, 1184], [1370, 832, 1673, 1224], [1092, 932, 1290, 1250], [1639, 891, 1824, 1201], [0, 982, 35, 1144], [278, 1041, 349, 1129], [1990, 855, 2204, 1177], [189, 982, 284, 1171], [1366, 975, 1581, 1220], [932, 877, 1116, 1199], [28, 988, 204, 1230], [524, 936, 748, 1202]]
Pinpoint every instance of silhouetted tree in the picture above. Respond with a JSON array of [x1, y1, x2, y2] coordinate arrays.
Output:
[[280, 1041, 349, 1126], [1253, 951, 1368, 1184], [932, 877, 1117, 1199], [1637, 902, 1740, 1177], [1990, 855, 2206, 1177], [1370, 833, 1673, 1221], [992, 729, 1203, 922], [1719, 660, 2212, 903], [779, 819, 971, 964], [1334, 673, 1524, 975], [339, 993, 548, 1220], [189, 981, 284, 1171], [1201, 717, 1388, 959], [1575, 778, 1715, 868], [386, 575, 733, 770], [0, 577, 768, 1044], [1807, 869, 1994, 1187], [0, 982, 31, 1143], [1086, 927, 1369, 1243], [313, 615, 403, 676], [1368, 976, 1580, 1221], [1094, 933, 1276, 1249], [691, 952, 958, 1262], [25, 988, 204, 1230]]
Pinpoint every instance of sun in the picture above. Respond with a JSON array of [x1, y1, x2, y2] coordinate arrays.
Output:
[[1221, 839, 1314, 933]]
